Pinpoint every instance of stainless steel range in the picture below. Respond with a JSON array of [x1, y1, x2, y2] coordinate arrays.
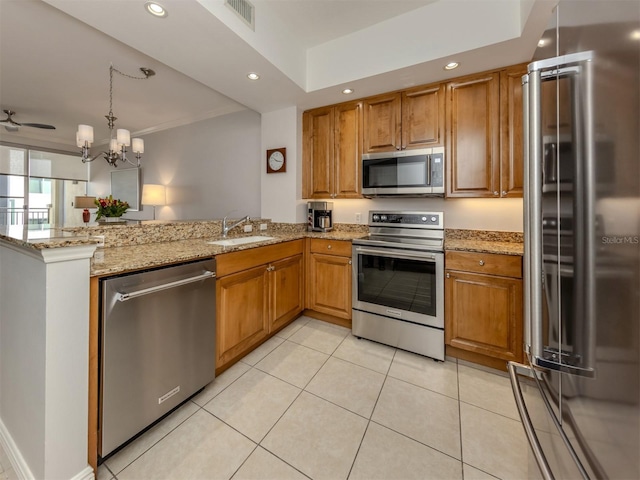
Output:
[[352, 211, 444, 360]]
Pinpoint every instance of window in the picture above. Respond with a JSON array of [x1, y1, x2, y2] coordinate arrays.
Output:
[[0, 143, 88, 226]]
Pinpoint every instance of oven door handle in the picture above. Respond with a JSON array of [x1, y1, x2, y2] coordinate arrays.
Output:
[[354, 246, 438, 262]]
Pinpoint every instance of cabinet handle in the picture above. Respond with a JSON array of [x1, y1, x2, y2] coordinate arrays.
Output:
[[266, 265, 274, 271], [327, 245, 332, 249], [502, 191, 507, 196], [348, 260, 352, 265], [479, 260, 485, 266], [446, 273, 450, 279], [395, 146, 401, 150], [493, 191, 499, 196]]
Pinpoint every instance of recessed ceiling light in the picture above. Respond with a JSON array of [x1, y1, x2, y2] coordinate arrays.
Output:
[[247, 72, 260, 80], [145, 2, 167, 17], [631, 29, 640, 40], [537, 39, 546, 47], [444, 62, 459, 70], [342, 88, 354, 94]]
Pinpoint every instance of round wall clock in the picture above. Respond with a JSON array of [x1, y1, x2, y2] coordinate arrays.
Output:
[[267, 147, 286, 173]]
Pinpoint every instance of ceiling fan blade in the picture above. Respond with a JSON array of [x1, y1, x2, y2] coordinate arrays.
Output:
[[22, 122, 56, 130]]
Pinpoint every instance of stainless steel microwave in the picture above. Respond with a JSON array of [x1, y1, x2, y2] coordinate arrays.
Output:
[[362, 147, 445, 197]]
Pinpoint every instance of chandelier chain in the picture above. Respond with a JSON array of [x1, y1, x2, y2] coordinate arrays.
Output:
[[108, 65, 153, 117]]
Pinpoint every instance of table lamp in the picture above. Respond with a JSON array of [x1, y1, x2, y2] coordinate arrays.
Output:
[[141, 184, 166, 220], [74, 196, 96, 223]]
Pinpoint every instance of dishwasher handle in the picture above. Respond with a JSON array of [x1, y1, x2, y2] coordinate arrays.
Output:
[[116, 270, 215, 302]]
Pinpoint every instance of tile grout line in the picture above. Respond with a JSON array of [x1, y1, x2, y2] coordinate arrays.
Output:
[[456, 358, 466, 478], [344, 346, 398, 480]]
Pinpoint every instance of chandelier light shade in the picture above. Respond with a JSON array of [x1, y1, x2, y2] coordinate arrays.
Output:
[[141, 184, 166, 220], [77, 64, 154, 168]]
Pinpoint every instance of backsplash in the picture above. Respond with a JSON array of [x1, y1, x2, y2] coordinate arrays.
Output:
[[63, 220, 368, 248]]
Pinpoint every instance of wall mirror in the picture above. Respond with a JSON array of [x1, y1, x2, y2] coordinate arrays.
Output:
[[110, 168, 140, 211]]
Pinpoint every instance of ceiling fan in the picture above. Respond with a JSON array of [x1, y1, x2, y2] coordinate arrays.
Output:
[[0, 109, 56, 132]]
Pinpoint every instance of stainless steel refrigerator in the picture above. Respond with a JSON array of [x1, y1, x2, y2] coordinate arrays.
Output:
[[510, 1, 640, 478]]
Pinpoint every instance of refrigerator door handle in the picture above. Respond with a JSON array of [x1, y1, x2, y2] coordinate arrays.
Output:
[[526, 52, 596, 376], [522, 74, 531, 354], [526, 67, 545, 364], [508, 362, 555, 480]]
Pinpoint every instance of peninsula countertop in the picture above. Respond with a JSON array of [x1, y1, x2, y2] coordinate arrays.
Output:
[[2, 220, 524, 276], [90, 230, 366, 276]]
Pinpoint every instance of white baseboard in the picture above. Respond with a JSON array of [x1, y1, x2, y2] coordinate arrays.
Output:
[[69, 466, 95, 480], [0, 417, 34, 480], [0, 418, 95, 480]]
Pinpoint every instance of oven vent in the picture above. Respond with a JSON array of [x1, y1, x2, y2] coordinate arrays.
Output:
[[225, 0, 255, 30]]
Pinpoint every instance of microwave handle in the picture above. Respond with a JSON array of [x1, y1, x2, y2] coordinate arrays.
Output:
[[426, 154, 432, 186]]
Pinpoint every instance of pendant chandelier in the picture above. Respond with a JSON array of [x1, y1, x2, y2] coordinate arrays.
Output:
[[77, 64, 155, 168]]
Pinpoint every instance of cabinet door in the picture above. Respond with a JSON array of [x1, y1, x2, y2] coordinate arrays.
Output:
[[445, 270, 523, 362], [270, 254, 303, 332], [402, 84, 445, 149], [308, 252, 352, 319], [334, 101, 363, 198], [363, 93, 402, 153], [303, 106, 334, 198], [446, 72, 500, 197], [500, 66, 526, 197], [216, 265, 269, 368]]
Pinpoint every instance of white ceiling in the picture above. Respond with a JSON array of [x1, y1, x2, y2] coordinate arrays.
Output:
[[0, 0, 556, 149]]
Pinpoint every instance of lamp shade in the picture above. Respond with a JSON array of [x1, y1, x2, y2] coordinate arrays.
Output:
[[141, 184, 166, 206], [74, 196, 96, 209]]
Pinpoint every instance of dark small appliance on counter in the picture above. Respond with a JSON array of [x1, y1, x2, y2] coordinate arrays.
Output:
[[307, 201, 333, 232]]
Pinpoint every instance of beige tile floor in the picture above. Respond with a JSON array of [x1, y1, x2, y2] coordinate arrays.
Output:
[[1, 316, 532, 480]]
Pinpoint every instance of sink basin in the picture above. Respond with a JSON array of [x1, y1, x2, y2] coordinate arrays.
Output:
[[207, 235, 274, 247]]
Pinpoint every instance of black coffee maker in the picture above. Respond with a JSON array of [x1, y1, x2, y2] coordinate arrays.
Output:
[[307, 202, 333, 232]]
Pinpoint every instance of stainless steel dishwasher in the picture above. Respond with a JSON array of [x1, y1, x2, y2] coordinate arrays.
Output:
[[99, 259, 216, 458]]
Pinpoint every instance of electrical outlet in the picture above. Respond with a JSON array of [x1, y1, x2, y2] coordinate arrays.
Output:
[[355, 213, 362, 223], [92, 235, 105, 247], [260, 223, 268, 231], [243, 224, 253, 233]]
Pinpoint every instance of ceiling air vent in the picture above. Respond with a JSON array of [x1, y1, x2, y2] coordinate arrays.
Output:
[[225, 0, 255, 30]]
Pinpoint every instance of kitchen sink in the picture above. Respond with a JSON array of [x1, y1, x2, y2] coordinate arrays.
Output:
[[206, 235, 274, 247]]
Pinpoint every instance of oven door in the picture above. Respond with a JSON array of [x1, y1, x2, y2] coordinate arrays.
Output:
[[352, 245, 444, 329]]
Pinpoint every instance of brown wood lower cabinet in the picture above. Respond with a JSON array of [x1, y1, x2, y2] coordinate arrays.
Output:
[[306, 238, 352, 322], [216, 240, 304, 370], [216, 264, 269, 368], [445, 251, 523, 368]]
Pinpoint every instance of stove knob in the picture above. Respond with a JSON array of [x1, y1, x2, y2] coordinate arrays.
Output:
[[381, 215, 387, 221], [372, 214, 380, 221], [431, 216, 437, 222], [421, 216, 427, 222]]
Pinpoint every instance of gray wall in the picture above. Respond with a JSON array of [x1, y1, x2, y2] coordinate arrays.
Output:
[[90, 109, 262, 221]]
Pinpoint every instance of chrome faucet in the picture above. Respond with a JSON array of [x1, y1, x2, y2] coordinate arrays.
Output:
[[222, 215, 250, 238]]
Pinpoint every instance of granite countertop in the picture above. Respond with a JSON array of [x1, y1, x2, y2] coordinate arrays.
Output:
[[2, 220, 524, 274], [91, 230, 367, 276], [445, 238, 524, 256], [444, 229, 524, 256], [0, 224, 99, 250]]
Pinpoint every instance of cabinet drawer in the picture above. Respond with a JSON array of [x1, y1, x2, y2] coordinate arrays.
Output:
[[445, 251, 522, 278], [309, 238, 352, 257]]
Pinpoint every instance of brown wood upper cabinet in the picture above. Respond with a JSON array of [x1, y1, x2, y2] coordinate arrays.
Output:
[[446, 64, 526, 198], [303, 101, 362, 199], [363, 84, 445, 153]]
